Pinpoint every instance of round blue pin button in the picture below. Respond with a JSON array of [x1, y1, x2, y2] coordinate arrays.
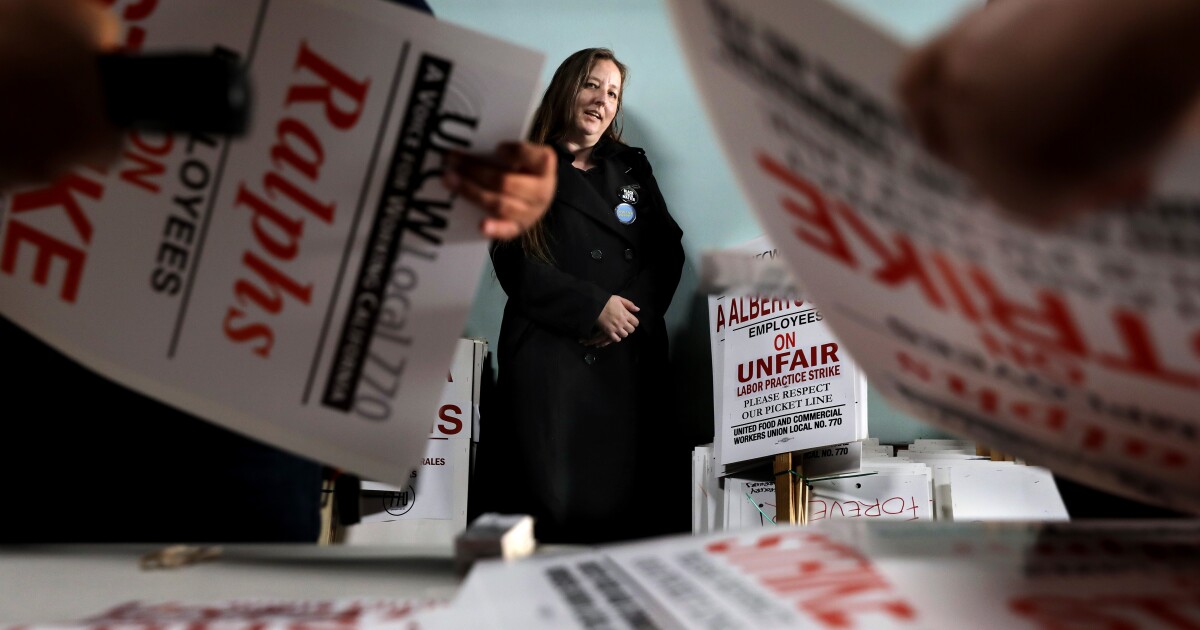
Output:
[[614, 203, 637, 224]]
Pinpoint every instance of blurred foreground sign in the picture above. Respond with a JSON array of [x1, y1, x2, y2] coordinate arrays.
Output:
[[460, 521, 1200, 628], [668, 0, 1200, 511], [0, 0, 542, 485]]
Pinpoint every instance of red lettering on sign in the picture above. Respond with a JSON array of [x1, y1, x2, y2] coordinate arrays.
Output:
[[286, 42, 371, 130], [437, 404, 464, 436], [117, 132, 174, 194], [707, 532, 916, 628], [2, 173, 104, 302], [757, 149, 1200, 392], [222, 43, 369, 357], [837, 202, 944, 309], [272, 118, 326, 180], [1, 222, 87, 302], [9, 173, 100, 244], [894, 352, 1192, 470], [759, 153, 856, 269], [1099, 309, 1200, 388], [95, 0, 160, 52], [968, 265, 1087, 357]]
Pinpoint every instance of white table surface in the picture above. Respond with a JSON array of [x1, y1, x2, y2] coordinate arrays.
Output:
[[0, 545, 462, 624]]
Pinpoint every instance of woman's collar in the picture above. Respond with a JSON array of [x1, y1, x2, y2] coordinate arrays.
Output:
[[552, 136, 629, 164]]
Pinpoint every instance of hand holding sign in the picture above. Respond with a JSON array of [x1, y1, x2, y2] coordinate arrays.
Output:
[[444, 141, 556, 240], [0, 0, 121, 189], [897, 0, 1200, 226], [0, 0, 253, 191]]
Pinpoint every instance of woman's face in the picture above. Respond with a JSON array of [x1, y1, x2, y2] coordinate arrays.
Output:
[[568, 58, 622, 145]]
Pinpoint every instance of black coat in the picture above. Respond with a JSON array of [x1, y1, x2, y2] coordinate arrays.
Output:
[[482, 140, 684, 543]]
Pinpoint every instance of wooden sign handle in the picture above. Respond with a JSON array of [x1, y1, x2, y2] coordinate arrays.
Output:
[[774, 452, 796, 525]]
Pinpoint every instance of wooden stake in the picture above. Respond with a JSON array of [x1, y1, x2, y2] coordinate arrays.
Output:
[[797, 471, 808, 526], [774, 452, 796, 524], [804, 481, 811, 526]]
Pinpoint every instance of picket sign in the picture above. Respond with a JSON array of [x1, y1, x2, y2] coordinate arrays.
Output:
[[706, 236, 869, 524], [347, 338, 485, 547]]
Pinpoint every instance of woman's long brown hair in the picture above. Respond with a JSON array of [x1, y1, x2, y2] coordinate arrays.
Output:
[[519, 48, 628, 264]]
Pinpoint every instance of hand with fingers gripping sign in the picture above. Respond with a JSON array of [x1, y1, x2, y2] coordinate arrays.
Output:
[[896, 0, 1200, 226], [443, 141, 556, 240], [0, 0, 122, 189]]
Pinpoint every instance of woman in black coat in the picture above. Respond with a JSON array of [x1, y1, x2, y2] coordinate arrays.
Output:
[[482, 48, 684, 543]]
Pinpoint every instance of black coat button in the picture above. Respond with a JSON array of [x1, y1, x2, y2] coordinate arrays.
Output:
[[583, 353, 597, 365], [590, 249, 603, 260], [624, 248, 634, 260]]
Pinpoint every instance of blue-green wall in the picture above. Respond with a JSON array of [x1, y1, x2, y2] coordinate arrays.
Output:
[[429, 0, 979, 444]]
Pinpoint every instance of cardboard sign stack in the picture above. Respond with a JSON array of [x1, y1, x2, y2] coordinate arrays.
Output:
[[344, 338, 485, 546], [706, 236, 870, 526], [697, 436, 1069, 531], [452, 520, 1200, 629]]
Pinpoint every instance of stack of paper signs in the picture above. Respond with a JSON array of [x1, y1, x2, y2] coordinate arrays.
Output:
[[808, 439, 934, 525], [452, 520, 1200, 629], [899, 440, 1069, 522], [691, 444, 723, 534], [347, 339, 486, 546], [697, 436, 1069, 530], [22, 521, 1197, 629], [9, 598, 451, 630]]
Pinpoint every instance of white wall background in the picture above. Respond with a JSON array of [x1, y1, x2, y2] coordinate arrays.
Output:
[[430, 0, 979, 444]]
